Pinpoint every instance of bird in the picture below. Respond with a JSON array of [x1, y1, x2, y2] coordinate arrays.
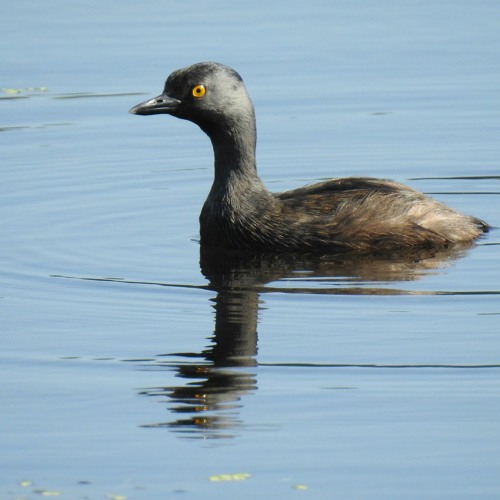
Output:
[[129, 62, 488, 252]]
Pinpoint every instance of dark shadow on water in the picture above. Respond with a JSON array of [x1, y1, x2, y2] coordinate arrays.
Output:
[[135, 243, 491, 439]]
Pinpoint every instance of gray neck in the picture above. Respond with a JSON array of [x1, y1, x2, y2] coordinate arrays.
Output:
[[204, 111, 267, 194]]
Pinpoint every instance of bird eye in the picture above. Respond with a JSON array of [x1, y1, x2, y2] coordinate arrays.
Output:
[[191, 84, 206, 99]]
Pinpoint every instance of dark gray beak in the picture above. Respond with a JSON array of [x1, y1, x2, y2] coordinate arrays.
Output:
[[129, 92, 181, 115]]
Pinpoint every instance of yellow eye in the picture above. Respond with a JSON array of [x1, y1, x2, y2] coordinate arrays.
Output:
[[192, 84, 206, 99]]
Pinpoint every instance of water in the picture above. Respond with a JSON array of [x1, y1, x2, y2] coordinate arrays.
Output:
[[2, 1, 500, 498]]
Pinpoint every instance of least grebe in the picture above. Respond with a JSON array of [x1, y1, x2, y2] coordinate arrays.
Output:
[[130, 62, 488, 251]]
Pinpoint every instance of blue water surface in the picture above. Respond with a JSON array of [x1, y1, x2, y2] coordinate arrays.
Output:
[[2, 1, 500, 498]]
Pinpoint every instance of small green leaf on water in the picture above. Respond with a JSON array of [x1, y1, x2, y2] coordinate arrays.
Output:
[[33, 490, 61, 496], [106, 495, 127, 500], [1, 87, 48, 94], [293, 484, 309, 490], [208, 472, 251, 482], [18, 481, 33, 487]]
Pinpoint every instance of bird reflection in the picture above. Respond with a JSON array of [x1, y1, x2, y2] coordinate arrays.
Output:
[[139, 243, 474, 438]]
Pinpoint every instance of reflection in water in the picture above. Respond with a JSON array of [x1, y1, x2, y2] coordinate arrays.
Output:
[[140, 364, 257, 439], [139, 243, 474, 438]]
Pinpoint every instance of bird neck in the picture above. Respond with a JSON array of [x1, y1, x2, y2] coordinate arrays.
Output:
[[206, 113, 263, 189]]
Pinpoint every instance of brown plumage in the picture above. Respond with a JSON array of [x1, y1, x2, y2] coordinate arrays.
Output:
[[130, 62, 488, 252]]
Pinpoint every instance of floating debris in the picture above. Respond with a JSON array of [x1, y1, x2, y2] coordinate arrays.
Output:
[[208, 472, 251, 482], [292, 484, 309, 490], [1, 87, 48, 94], [33, 490, 61, 496]]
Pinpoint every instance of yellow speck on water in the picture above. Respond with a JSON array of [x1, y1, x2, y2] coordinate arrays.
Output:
[[18, 481, 33, 487], [106, 495, 127, 500], [33, 490, 62, 496], [1, 87, 48, 94], [292, 484, 309, 490], [208, 472, 251, 482]]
